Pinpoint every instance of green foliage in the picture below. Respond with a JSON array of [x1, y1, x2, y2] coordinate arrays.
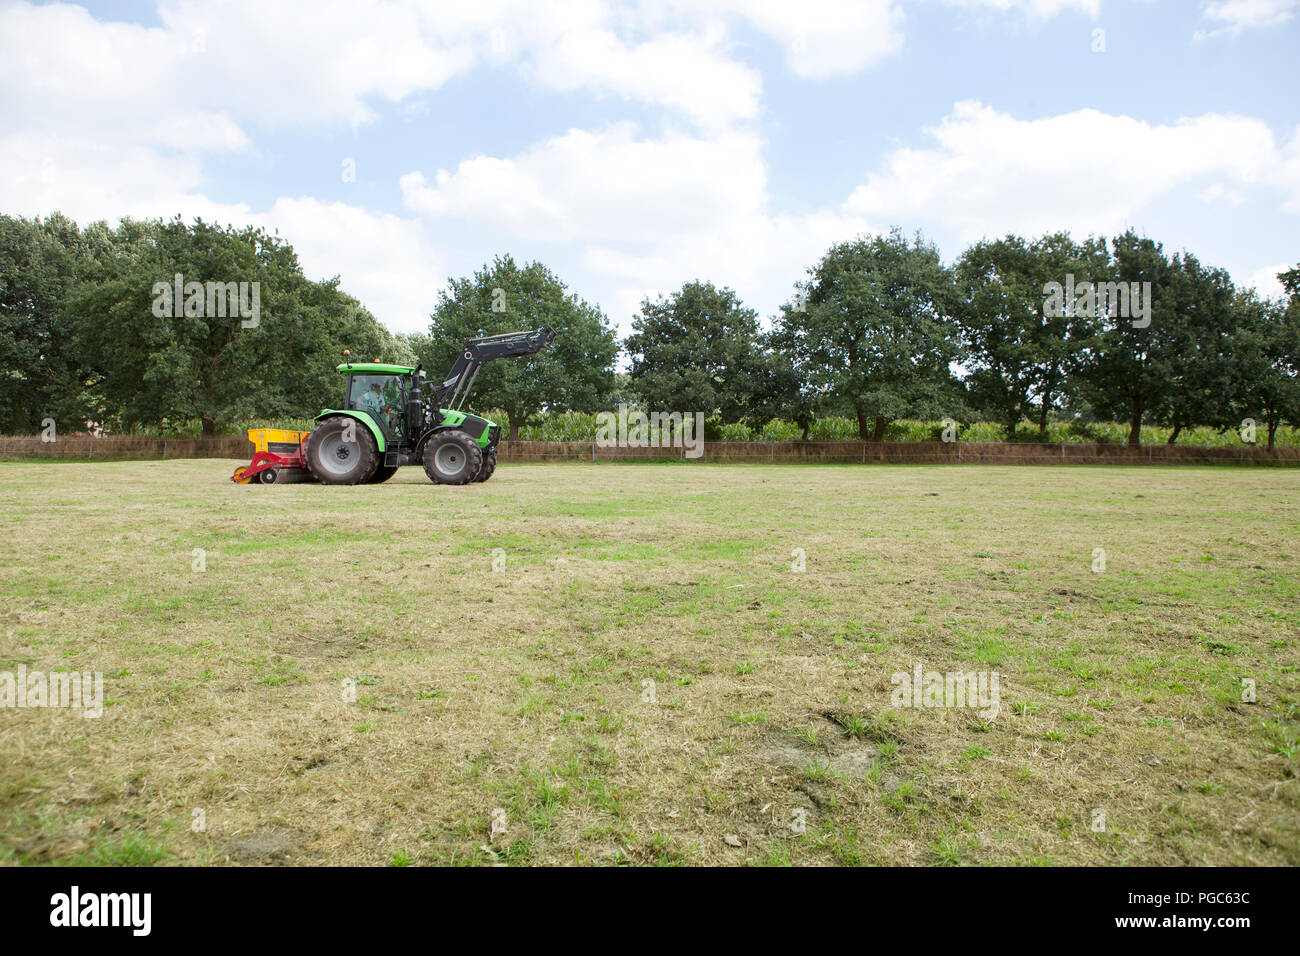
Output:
[[468, 410, 1298, 446], [1232, 269, 1300, 449], [2, 215, 1296, 445], [1, 213, 403, 434], [0, 213, 105, 432], [624, 280, 771, 422], [954, 233, 1103, 438], [774, 228, 965, 441], [415, 255, 617, 439], [1075, 231, 1239, 446]]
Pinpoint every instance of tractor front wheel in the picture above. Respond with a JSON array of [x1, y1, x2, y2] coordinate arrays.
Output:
[[305, 416, 380, 485], [422, 431, 483, 485]]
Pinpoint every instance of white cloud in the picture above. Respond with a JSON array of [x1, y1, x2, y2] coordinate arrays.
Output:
[[401, 124, 768, 243], [684, 0, 906, 79], [0, 129, 255, 227], [522, 18, 763, 129], [0, 2, 253, 154], [1245, 262, 1291, 300], [0, 139, 442, 333], [935, 0, 1101, 16], [586, 209, 873, 330], [0, 0, 787, 138], [0, 0, 797, 331], [4, 0, 1294, 336], [1195, 0, 1299, 38], [401, 123, 870, 329], [258, 198, 443, 333], [844, 100, 1300, 241]]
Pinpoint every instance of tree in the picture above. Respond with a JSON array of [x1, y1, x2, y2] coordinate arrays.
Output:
[[417, 255, 616, 441], [755, 334, 820, 440], [1233, 267, 1300, 449], [624, 281, 770, 423], [765, 292, 841, 440], [778, 229, 962, 441], [953, 235, 1047, 440], [72, 216, 398, 434], [1148, 252, 1240, 443], [1027, 232, 1109, 435], [1074, 231, 1246, 446], [1074, 231, 1178, 446], [0, 213, 104, 432]]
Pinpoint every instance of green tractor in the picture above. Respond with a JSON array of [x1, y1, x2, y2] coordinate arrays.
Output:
[[303, 327, 555, 486]]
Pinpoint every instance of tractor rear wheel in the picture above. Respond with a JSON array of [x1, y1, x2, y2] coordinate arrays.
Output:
[[422, 431, 482, 485], [473, 446, 497, 483], [367, 464, 398, 483], [305, 416, 379, 485]]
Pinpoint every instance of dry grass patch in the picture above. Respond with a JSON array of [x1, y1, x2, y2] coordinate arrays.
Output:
[[1, 459, 1296, 866]]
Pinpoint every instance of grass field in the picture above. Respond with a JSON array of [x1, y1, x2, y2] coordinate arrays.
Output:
[[1, 460, 1297, 866]]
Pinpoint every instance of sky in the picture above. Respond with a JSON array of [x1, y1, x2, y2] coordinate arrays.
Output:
[[1, 0, 1297, 337]]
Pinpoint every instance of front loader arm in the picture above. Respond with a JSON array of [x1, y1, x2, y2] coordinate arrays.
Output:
[[433, 327, 556, 409]]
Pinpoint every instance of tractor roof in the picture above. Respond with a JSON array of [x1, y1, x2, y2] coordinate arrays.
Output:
[[336, 362, 416, 375]]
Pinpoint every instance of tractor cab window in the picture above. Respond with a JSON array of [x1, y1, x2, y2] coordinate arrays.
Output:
[[348, 374, 405, 437]]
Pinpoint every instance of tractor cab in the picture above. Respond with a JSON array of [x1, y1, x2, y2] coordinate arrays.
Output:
[[342, 365, 411, 441]]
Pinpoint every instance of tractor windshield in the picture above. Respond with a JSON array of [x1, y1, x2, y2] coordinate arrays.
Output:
[[347, 374, 405, 437]]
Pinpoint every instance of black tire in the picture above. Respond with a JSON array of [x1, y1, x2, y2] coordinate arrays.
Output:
[[305, 416, 379, 485], [422, 431, 483, 485], [258, 467, 279, 485], [473, 446, 497, 483], [367, 464, 398, 483]]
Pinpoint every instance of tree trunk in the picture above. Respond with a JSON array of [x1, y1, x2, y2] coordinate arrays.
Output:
[[1039, 366, 1057, 436], [800, 422, 810, 442], [509, 421, 521, 443], [1005, 416, 1017, 442], [202, 416, 216, 437], [1166, 423, 1181, 445], [872, 417, 887, 443], [1127, 409, 1142, 447], [854, 406, 869, 442], [1268, 420, 1278, 450]]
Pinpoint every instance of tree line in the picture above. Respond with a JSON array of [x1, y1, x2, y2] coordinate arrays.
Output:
[[3, 214, 1297, 447]]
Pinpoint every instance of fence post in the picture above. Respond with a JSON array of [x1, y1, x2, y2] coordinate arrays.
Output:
[[770, 441, 774, 463], [591, 440, 595, 462], [1061, 441, 1064, 462]]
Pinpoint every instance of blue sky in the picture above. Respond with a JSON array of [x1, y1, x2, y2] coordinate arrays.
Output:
[[2, 0, 1297, 336]]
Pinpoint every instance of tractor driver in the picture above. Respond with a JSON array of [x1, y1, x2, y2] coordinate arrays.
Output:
[[359, 383, 384, 416]]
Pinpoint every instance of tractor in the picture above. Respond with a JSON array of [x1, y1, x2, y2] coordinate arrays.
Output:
[[299, 327, 554, 486]]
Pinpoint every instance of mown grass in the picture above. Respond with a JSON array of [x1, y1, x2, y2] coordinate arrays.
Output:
[[0, 459, 1296, 866]]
